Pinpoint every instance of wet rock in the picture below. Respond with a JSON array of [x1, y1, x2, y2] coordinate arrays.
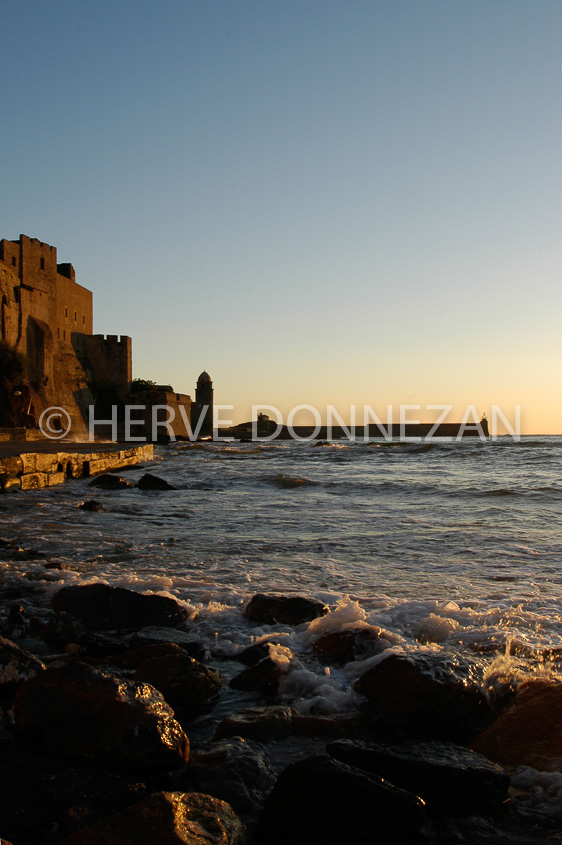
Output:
[[245, 594, 329, 626], [230, 655, 288, 695], [214, 706, 295, 742], [214, 705, 380, 743], [313, 626, 382, 664], [107, 642, 196, 669], [186, 737, 276, 815], [52, 583, 188, 629], [130, 627, 204, 660], [13, 662, 189, 769], [235, 641, 274, 666], [471, 679, 562, 770], [255, 754, 426, 845], [57, 791, 247, 845], [78, 500, 107, 512], [137, 473, 175, 491], [41, 611, 127, 656], [88, 474, 134, 490], [0, 634, 45, 691], [355, 652, 491, 741], [291, 711, 380, 740], [0, 733, 146, 845], [135, 654, 224, 711], [2, 602, 30, 638], [327, 739, 510, 810]]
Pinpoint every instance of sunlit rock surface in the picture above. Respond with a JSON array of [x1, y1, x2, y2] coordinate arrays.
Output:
[[56, 791, 247, 845], [471, 679, 562, 771], [13, 662, 189, 769]]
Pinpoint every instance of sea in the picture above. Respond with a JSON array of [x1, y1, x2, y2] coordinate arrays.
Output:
[[2, 433, 561, 663], [2, 434, 562, 812]]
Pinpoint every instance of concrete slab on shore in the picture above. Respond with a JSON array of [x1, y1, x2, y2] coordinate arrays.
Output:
[[0, 442, 153, 491]]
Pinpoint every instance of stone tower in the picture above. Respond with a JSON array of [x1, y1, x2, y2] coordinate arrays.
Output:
[[193, 371, 214, 437]]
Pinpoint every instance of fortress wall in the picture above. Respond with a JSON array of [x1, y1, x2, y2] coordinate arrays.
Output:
[[83, 334, 132, 402], [55, 274, 93, 340], [0, 264, 19, 345], [128, 389, 193, 440]]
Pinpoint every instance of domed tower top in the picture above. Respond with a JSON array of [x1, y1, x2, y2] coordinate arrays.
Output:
[[197, 370, 212, 385]]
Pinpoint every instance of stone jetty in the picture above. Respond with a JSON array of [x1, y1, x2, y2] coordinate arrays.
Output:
[[0, 441, 153, 491]]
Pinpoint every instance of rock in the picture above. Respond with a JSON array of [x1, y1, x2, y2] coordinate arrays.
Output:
[[135, 654, 224, 711], [130, 627, 204, 660], [41, 611, 126, 656], [13, 662, 189, 769], [471, 679, 562, 770], [313, 627, 382, 664], [56, 791, 247, 845], [327, 739, 510, 810], [2, 603, 30, 638], [0, 634, 45, 691], [245, 594, 329, 626], [355, 652, 491, 741], [108, 642, 197, 669], [235, 641, 274, 666], [214, 705, 380, 743], [78, 500, 107, 512], [255, 754, 426, 845], [229, 655, 287, 695], [137, 473, 175, 491], [88, 474, 134, 490], [51, 583, 188, 629], [186, 737, 276, 815], [0, 733, 146, 845], [214, 706, 295, 742]]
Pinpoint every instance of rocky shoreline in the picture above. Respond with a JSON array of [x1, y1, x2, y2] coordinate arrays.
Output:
[[1, 576, 562, 843]]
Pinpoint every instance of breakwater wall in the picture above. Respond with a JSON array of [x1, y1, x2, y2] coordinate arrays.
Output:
[[0, 442, 153, 491]]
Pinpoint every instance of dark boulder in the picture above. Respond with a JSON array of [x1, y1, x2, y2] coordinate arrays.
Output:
[[40, 611, 126, 656], [471, 679, 562, 770], [108, 642, 196, 669], [137, 473, 175, 490], [327, 739, 510, 810], [245, 594, 329, 626], [57, 791, 247, 845], [214, 706, 295, 742], [51, 583, 188, 629], [313, 626, 383, 664], [78, 500, 107, 512], [255, 754, 426, 845], [186, 737, 276, 815], [130, 626, 204, 660], [235, 641, 275, 666], [13, 662, 189, 769], [355, 652, 491, 740], [3, 602, 30, 638], [214, 705, 383, 744], [229, 654, 288, 695], [88, 474, 134, 490], [0, 635, 45, 693], [135, 654, 224, 711], [0, 733, 146, 845]]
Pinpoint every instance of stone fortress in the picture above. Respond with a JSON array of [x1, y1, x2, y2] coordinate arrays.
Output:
[[0, 234, 212, 439]]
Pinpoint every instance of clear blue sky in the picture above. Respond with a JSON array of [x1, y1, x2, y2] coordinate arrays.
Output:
[[2, 0, 560, 432]]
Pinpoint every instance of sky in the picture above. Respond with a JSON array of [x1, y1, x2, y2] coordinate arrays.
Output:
[[1, 0, 561, 433]]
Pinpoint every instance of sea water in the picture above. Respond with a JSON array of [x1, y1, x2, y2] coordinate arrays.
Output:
[[1, 436, 561, 708]]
